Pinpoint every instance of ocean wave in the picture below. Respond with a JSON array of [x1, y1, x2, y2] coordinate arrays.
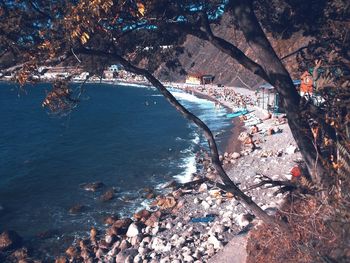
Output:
[[174, 154, 197, 183], [171, 91, 214, 106], [192, 135, 200, 145]]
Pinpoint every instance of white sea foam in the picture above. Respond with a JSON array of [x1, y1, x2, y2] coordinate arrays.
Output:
[[192, 134, 200, 144], [174, 154, 197, 183], [171, 91, 214, 106]]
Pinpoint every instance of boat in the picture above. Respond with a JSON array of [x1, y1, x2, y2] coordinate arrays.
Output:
[[226, 108, 248, 118]]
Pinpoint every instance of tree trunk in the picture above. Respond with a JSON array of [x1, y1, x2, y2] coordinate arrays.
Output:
[[227, 0, 328, 185]]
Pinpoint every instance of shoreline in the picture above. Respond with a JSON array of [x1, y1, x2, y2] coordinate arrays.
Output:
[[1, 81, 301, 262], [171, 85, 244, 155], [52, 83, 300, 263]]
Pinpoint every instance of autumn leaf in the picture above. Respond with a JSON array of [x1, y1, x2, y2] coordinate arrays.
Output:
[[80, 32, 90, 44], [137, 2, 145, 16]]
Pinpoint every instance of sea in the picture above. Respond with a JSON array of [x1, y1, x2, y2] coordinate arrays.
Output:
[[0, 82, 233, 257]]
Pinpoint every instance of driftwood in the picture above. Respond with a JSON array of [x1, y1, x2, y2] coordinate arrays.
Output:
[[179, 177, 209, 190], [244, 173, 315, 195], [163, 177, 209, 190]]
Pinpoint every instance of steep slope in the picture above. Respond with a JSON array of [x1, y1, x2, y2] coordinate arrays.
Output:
[[157, 14, 312, 88]]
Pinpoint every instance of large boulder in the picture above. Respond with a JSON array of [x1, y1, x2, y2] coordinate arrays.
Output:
[[126, 223, 139, 238], [0, 231, 22, 251]]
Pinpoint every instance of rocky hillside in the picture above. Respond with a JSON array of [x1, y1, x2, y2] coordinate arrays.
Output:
[[156, 14, 312, 88]]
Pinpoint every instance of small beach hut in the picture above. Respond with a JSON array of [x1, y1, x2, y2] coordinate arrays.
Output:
[[201, 75, 215, 85], [256, 83, 277, 112], [256, 80, 300, 113], [185, 73, 202, 85]]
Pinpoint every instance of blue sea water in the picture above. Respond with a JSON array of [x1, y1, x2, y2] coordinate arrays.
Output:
[[0, 82, 233, 255]]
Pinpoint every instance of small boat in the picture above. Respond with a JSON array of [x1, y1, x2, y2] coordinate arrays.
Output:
[[226, 108, 248, 118]]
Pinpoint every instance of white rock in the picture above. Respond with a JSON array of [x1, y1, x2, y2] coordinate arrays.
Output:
[[286, 145, 297, 154], [207, 235, 223, 250], [182, 246, 191, 255], [163, 242, 172, 253], [193, 198, 200, 204], [209, 222, 225, 235], [133, 254, 142, 263], [160, 256, 170, 263], [198, 183, 208, 193], [235, 214, 249, 228], [177, 222, 183, 228], [192, 250, 201, 259], [131, 235, 142, 246], [174, 237, 186, 248], [127, 223, 139, 238], [231, 152, 241, 159], [141, 236, 151, 246], [151, 237, 164, 252], [201, 201, 210, 210], [165, 222, 173, 229], [183, 254, 194, 262], [138, 246, 148, 256], [151, 226, 159, 236], [105, 234, 114, 244], [206, 244, 216, 256], [171, 234, 179, 240], [144, 226, 151, 235]]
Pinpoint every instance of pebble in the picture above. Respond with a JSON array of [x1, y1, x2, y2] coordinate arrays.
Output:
[[151, 226, 159, 235], [151, 237, 165, 252], [120, 239, 131, 250], [206, 244, 215, 256], [207, 235, 223, 250], [209, 222, 225, 234], [286, 144, 297, 154], [138, 246, 150, 256], [183, 254, 194, 262], [231, 152, 241, 159], [131, 235, 142, 246], [198, 183, 208, 193], [165, 222, 173, 229], [201, 201, 210, 210], [174, 237, 186, 248], [235, 214, 250, 228], [160, 256, 170, 263], [133, 254, 142, 263]]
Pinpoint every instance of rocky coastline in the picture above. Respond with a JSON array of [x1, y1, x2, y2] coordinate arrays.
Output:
[[0, 84, 301, 263]]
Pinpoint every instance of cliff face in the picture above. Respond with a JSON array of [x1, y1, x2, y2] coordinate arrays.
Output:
[[156, 14, 312, 88]]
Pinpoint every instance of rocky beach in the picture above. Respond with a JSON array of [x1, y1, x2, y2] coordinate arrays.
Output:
[[1, 84, 302, 263]]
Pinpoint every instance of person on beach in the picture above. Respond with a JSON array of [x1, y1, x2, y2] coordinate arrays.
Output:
[[244, 134, 257, 151]]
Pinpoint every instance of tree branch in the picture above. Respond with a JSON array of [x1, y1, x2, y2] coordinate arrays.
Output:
[[229, 0, 329, 185], [77, 47, 284, 228]]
